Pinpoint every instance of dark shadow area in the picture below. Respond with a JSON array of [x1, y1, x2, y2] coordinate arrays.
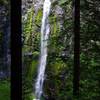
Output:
[[0, 0, 10, 100]]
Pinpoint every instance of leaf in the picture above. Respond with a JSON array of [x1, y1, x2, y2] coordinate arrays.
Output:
[[58, 0, 67, 5]]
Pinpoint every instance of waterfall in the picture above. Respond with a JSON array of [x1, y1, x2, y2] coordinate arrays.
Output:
[[35, 0, 51, 100]]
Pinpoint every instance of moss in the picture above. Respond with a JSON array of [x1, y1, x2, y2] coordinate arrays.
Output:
[[34, 9, 42, 25], [27, 60, 38, 80], [24, 93, 36, 100]]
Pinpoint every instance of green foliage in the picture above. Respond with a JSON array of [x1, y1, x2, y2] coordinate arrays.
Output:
[[0, 0, 9, 6], [23, 7, 34, 52], [58, 0, 68, 5], [22, 6, 42, 100], [24, 93, 36, 100], [34, 9, 42, 25], [22, 0, 100, 99], [0, 80, 10, 100]]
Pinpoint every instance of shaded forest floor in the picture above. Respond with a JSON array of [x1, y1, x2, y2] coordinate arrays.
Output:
[[0, 80, 10, 100]]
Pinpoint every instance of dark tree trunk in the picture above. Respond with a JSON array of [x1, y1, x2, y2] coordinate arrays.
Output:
[[11, 0, 22, 99], [73, 0, 80, 96]]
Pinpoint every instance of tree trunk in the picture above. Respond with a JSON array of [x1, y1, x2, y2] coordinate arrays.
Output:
[[73, 0, 80, 96]]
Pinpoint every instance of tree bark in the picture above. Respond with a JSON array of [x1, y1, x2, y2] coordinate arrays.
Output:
[[73, 0, 80, 96]]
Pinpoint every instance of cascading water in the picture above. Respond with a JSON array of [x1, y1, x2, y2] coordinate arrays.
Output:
[[35, 0, 51, 100]]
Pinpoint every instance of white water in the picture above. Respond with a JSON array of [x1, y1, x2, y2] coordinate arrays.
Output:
[[35, 0, 51, 100]]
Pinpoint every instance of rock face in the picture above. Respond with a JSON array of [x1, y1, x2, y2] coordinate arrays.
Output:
[[22, 0, 34, 15], [33, 0, 43, 12], [22, 0, 64, 26], [22, 0, 43, 17], [0, 1, 10, 79], [22, 0, 64, 15]]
